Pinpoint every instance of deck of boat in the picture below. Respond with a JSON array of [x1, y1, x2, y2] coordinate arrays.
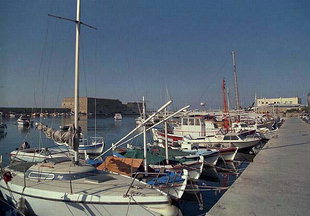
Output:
[[4, 160, 169, 204]]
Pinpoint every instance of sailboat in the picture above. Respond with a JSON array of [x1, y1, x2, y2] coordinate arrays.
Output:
[[0, 1, 181, 215]]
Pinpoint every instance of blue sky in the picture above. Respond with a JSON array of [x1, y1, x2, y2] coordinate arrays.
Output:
[[1, 0, 309, 110]]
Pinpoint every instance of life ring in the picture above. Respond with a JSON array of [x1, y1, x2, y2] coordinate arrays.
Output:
[[3, 171, 13, 183]]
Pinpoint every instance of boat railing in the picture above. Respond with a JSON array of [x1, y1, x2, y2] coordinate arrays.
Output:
[[89, 137, 104, 145], [80, 137, 104, 146]]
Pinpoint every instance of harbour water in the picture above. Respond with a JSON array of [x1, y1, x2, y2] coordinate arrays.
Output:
[[0, 116, 261, 216]]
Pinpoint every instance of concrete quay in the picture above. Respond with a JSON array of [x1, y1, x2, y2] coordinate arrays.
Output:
[[208, 117, 310, 216]]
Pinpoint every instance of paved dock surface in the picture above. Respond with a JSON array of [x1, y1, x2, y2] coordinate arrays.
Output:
[[208, 118, 310, 216]]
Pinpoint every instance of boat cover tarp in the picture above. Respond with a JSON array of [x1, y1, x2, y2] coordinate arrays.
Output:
[[36, 123, 79, 151], [97, 156, 143, 176], [147, 172, 184, 185]]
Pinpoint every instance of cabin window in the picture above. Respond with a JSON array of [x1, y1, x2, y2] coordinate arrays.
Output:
[[195, 119, 200, 126], [189, 119, 195, 125], [183, 119, 188, 125], [230, 136, 239, 140], [223, 136, 230, 140], [28, 172, 55, 180], [223, 135, 239, 140], [238, 134, 247, 140]]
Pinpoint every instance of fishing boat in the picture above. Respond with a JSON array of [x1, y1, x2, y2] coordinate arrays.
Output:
[[152, 128, 184, 144], [153, 128, 238, 162], [115, 146, 205, 180], [0, 1, 181, 215], [148, 157, 204, 181], [146, 169, 189, 200], [152, 116, 221, 143], [179, 139, 238, 162]]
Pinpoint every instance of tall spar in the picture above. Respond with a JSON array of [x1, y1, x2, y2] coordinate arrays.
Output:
[[142, 96, 147, 172], [73, 0, 81, 163], [49, 0, 97, 163], [232, 51, 241, 110]]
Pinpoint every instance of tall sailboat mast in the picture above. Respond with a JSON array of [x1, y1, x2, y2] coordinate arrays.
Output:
[[48, 0, 96, 163], [232, 51, 241, 110], [142, 96, 147, 172], [74, 0, 81, 131], [73, 0, 81, 163]]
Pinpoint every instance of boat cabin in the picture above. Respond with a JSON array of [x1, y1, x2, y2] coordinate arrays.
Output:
[[174, 116, 219, 139]]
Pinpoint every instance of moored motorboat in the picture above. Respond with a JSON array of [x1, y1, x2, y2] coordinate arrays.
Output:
[[17, 115, 33, 127], [114, 113, 122, 120], [182, 130, 261, 150]]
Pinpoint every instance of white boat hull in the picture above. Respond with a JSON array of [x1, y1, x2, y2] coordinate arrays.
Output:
[[149, 170, 189, 200], [10, 148, 71, 163], [0, 183, 178, 216], [78, 143, 104, 154], [0, 160, 181, 216], [197, 139, 260, 150], [219, 147, 238, 162], [149, 157, 204, 180], [204, 153, 219, 166], [56, 138, 105, 155]]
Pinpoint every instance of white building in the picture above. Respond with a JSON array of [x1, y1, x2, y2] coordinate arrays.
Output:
[[256, 97, 301, 107]]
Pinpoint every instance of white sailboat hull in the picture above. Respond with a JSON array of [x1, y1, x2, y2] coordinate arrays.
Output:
[[0, 184, 178, 216], [0, 161, 181, 216]]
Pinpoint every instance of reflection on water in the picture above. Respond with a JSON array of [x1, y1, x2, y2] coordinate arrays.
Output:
[[178, 160, 250, 216], [0, 132, 7, 140], [17, 125, 31, 134], [114, 120, 122, 128]]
